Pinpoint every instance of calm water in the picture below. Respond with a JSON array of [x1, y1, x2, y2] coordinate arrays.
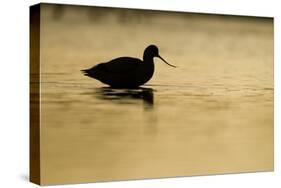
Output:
[[37, 5, 273, 184]]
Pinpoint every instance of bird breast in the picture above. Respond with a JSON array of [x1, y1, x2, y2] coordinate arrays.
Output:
[[136, 61, 155, 85]]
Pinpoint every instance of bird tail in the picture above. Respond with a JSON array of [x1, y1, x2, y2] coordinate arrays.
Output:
[[81, 66, 101, 80], [81, 69, 90, 76]]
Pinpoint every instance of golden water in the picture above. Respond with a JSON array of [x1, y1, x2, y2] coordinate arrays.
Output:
[[38, 4, 273, 184]]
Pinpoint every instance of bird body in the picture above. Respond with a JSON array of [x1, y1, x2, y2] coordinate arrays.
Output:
[[82, 45, 175, 88]]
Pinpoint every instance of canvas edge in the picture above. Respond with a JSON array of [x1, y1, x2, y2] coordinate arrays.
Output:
[[29, 3, 41, 185]]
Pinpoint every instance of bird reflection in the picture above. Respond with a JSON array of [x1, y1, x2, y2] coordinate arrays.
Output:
[[94, 87, 154, 108]]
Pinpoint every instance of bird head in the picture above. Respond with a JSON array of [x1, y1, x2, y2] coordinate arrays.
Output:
[[144, 45, 176, 68]]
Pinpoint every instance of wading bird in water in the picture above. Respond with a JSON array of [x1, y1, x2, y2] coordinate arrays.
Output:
[[82, 45, 176, 88]]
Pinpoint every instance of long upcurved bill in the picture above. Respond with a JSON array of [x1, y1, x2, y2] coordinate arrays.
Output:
[[158, 55, 176, 68]]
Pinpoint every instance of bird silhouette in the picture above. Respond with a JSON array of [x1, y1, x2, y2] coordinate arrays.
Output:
[[82, 45, 176, 88]]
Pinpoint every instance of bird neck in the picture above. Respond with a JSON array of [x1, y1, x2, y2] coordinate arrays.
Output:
[[137, 54, 155, 85], [143, 54, 154, 64], [141, 54, 155, 77]]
